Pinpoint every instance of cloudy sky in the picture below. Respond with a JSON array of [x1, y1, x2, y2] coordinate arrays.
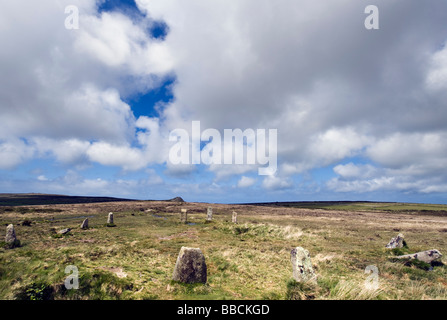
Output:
[[1, 0, 447, 203]]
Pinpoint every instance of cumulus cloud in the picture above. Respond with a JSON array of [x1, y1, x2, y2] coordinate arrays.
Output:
[[2, 1, 447, 200], [0, 139, 34, 169], [262, 175, 293, 191], [237, 176, 256, 188], [75, 11, 173, 74]]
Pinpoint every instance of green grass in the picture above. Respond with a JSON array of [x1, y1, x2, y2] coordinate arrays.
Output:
[[266, 201, 447, 213], [0, 201, 446, 300]]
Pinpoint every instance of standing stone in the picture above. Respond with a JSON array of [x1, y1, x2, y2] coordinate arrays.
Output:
[[107, 212, 114, 224], [385, 233, 405, 249], [207, 207, 213, 221], [5, 224, 17, 244], [395, 249, 442, 264], [172, 247, 207, 284], [291, 247, 316, 283], [80, 218, 88, 229], [181, 209, 188, 224], [232, 211, 238, 224]]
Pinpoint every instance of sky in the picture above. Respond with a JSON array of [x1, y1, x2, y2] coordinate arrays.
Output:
[[1, 0, 447, 204]]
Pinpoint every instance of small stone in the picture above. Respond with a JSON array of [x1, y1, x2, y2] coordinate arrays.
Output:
[[181, 209, 188, 224], [207, 207, 213, 221], [107, 212, 114, 224], [58, 228, 71, 235], [291, 247, 316, 283], [385, 233, 405, 249], [5, 224, 17, 244], [80, 218, 88, 229], [395, 249, 442, 264], [232, 211, 238, 224], [172, 247, 207, 284]]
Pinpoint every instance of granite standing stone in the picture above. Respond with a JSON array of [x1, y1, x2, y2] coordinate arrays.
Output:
[[232, 211, 238, 224], [81, 218, 89, 229], [181, 209, 188, 224], [107, 212, 114, 224], [5, 224, 16, 244], [172, 247, 207, 284], [207, 207, 213, 221], [291, 247, 316, 283]]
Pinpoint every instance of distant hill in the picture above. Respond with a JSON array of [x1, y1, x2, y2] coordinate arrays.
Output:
[[0, 193, 137, 206]]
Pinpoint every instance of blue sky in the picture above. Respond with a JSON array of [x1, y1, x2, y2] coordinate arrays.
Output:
[[1, 0, 447, 204]]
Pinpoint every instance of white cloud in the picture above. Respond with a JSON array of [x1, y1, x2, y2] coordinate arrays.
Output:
[[237, 176, 256, 188], [262, 175, 293, 191], [0, 139, 34, 169], [33, 138, 90, 165], [367, 132, 447, 170], [333, 163, 378, 180], [2, 1, 447, 200], [86, 142, 146, 170], [426, 44, 447, 91], [75, 11, 173, 74]]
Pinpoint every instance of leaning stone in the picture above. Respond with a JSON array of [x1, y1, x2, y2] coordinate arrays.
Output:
[[385, 233, 405, 249], [107, 212, 114, 224], [58, 228, 71, 235], [5, 224, 17, 244], [291, 247, 316, 283], [80, 218, 88, 229], [232, 211, 238, 224], [181, 209, 188, 224], [207, 207, 213, 221], [395, 249, 442, 264], [172, 247, 207, 284]]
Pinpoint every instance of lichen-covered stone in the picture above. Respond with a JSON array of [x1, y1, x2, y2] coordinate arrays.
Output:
[[172, 247, 207, 284], [385, 233, 405, 249], [58, 228, 71, 235], [395, 249, 442, 264], [80, 218, 88, 229], [291, 247, 316, 283], [181, 209, 188, 224], [207, 207, 213, 221], [5, 224, 16, 244], [107, 212, 114, 224], [232, 211, 237, 224]]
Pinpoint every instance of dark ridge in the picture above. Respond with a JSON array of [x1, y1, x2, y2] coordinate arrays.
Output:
[[168, 197, 185, 203], [0, 194, 136, 206], [237, 201, 393, 208]]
